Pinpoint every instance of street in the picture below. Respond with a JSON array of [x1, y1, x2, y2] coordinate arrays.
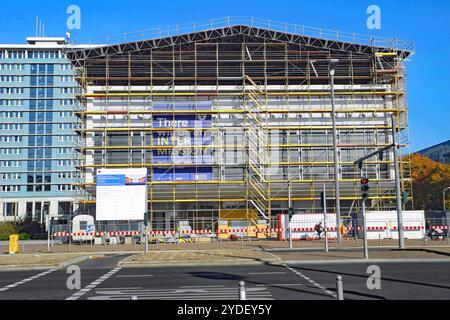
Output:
[[0, 254, 449, 300]]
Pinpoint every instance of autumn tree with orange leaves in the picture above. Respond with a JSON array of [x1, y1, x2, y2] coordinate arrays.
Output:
[[409, 153, 450, 210]]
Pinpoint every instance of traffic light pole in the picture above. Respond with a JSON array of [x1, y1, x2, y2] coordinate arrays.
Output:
[[360, 169, 369, 259], [354, 116, 405, 250], [391, 114, 405, 249], [144, 211, 149, 254], [322, 184, 329, 252], [288, 181, 293, 249], [330, 60, 342, 245]]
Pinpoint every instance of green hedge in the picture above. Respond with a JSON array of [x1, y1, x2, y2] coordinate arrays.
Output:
[[0, 221, 31, 241], [0, 233, 31, 241]]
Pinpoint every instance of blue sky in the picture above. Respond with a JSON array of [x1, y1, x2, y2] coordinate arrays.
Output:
[[0, 0, 449, 152]]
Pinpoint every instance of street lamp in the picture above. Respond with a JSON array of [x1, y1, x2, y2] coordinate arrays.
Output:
[[444, 187, 450, 211], [391, 114, 405, 249], [329, 58, 342, 244]]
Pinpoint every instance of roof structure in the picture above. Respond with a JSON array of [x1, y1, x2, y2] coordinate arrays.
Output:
[[66, 17, 414, 67], [417, 140, 450, 154]]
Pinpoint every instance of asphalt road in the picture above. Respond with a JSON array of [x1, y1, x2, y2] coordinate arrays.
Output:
[[0, 254, 449, 300]]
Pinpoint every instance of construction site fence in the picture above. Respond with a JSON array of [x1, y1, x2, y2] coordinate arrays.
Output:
[[49, 218, 450, 243]]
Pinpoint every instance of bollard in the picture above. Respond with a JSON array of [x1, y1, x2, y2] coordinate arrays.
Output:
[[289, 227, 293, 249], [378, 234, 381, 246], [336, 275, 344, 300], [238, 281, 246, 300], [131, 295, 138, 300]]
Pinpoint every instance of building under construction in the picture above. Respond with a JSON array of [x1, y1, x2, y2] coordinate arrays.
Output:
[[66, 18, 415, 233]]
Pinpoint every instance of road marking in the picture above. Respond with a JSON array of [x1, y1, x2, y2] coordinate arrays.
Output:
[[115, 275, 154, 278], [180, 285, 224, 288], [88, 286, 273, 300], [97, 287, 141, 290], [0, 269, 57, 293], [283, 264, 336, 299], [66, 266, 122, 300], [256, 283, 303, 287], [248, 272, 286, 275]]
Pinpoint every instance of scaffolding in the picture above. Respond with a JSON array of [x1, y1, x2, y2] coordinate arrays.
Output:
[[68, 19, 414, 233]]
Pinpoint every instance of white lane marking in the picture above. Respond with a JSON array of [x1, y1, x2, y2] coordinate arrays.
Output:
[[115, 275, 154, 278], [66, 267, 122, 300], [179, 285, 224, 288], [283, 264, 336, 299], [0, 269, 57, 293], [248, 272, 286, 275], [97, 287, 141, 290], [256, 283, 303, 287], [88, 286, 273, 300]]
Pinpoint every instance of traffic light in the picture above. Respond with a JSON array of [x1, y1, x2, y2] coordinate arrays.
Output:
[[288, 207, 295, 222], [144, 211, 149, 227], [361, 177, 370, 200], [320, 192, 325, 208], [401, 192, 409, 204]]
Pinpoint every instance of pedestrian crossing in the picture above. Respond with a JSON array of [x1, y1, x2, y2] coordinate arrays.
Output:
[[87, 285, 273, 300]]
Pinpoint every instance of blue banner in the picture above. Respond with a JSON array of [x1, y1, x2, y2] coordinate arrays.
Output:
[[153, 167, 213, 182]]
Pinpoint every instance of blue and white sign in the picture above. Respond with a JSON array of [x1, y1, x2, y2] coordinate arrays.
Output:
[[96, 168, 148, 221]]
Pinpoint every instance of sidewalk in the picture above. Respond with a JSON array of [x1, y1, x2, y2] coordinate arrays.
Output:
[[1, 238, 449, 255]]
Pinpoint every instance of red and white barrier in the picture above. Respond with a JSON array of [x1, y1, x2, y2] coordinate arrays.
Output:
[[181, 230, 212, 235], [392, 226, 424, 231], [53, 230, 214, 237], [426, 226, 449, 230], [218, 228, 283, 234]]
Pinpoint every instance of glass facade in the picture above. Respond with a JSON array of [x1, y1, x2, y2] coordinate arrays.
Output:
[[0, 37, 93, 225]]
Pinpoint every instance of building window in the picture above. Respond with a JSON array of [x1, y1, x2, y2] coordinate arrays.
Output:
[[0, 100, 24, 106], [0, 148, 21, 155], [1, 186, 20, 193], [1, 161, 21, 167], [3, 203, 18, 217], [0, 136, 22, 143], [1, 112, 23, 118], [9, 51, 25, 59]]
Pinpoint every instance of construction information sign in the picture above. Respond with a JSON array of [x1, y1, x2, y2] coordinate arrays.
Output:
[[96, 168, 147, 221]]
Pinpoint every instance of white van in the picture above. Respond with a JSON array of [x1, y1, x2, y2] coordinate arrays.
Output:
[[72, 215, 95, 242]]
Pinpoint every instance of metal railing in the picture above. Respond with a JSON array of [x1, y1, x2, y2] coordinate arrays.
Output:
[[79, 16, 414, 53]]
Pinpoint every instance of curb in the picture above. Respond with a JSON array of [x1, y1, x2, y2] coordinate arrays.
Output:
[[0, 255, 93, 272], [59, 255, 91, 268], [118, 257, 450, 268], [283, 258, 450, 265], [0, 265, 58, 272], [265, 245, 450, 252]]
